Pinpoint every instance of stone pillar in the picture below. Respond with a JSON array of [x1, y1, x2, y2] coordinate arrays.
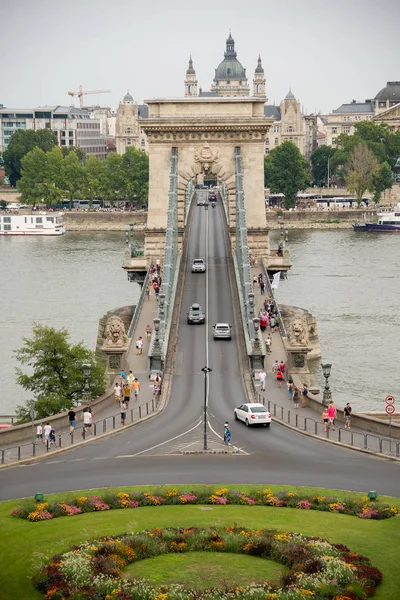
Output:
[[101, 346, 129, 385], [284, 344, 312, 385]]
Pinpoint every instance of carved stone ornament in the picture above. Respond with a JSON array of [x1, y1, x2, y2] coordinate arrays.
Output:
[[104, 315, 126, 347], [194, 142, 219, 173], [288, 317, 308, 346], [293, 353, 305, 368], [109, 355, 121, 369]]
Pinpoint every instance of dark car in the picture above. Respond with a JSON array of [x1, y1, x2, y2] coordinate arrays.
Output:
[[187, 303, 206, 324]]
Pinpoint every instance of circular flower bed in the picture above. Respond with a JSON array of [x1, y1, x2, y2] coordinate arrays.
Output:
[[11, 488, 399, 522], [33, 526, 382, 600]]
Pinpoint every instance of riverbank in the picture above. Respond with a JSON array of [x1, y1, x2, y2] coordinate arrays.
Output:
[[62, 209, 374, 231]]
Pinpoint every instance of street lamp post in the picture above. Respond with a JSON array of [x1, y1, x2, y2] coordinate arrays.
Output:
[[201, 366, 212, 450], [159, 293, 166, 320], [248, 292, 255, 319], [81, 363, 92, 406], [321, 363, 332, 404]]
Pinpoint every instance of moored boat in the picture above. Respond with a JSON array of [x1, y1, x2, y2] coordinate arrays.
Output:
[[353, 203, 400, 232], [0, 212, 65, 236]]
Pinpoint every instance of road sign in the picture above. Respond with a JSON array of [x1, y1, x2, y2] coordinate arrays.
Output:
[[385, 395, 395, 405], [385, 404, 395, 415]]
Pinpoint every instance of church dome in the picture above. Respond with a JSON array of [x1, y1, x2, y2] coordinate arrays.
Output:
[[123, 90, 134, 102], [214, 33, 246, 81], [374, 81, 400, 103], [285, 88, 296, 100]]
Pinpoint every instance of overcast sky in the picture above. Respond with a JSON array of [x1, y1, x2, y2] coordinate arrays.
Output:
[[2, 0, 398, 114]]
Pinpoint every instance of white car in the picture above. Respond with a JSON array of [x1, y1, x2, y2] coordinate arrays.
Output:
[[234, 403, 271, 427], [191, 258, 206, 273], [213, 323, 232, 340]]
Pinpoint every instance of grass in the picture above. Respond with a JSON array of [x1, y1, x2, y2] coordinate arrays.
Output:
[[1, 484, 400, 600], [124, 551, 286, 588]]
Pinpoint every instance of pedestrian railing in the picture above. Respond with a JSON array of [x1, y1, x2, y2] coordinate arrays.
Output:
[[257, 391, 400, 458], [127, 266, 152, 339], [260, 258, 287, 339], [0, 397, 160, 465]]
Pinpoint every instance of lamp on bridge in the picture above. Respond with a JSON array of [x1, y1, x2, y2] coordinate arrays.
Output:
[[159, 293, 165, 319], [248, 292, 255, 318], [150, 317, 163, 373], [129, 223, 134, 235], [321, 362, 332, 404], [81, 363, 92, 406]]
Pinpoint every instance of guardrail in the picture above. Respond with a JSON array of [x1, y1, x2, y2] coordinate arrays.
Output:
[[0, 415, 17, 424], [257, 391, 400, 458], [127, 267, 152, 339], [0, 397, 160, 465], [260, 257, 287, 339]]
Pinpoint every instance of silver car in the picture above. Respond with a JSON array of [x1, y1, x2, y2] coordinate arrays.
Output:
[[213, 323, 232, 340], [191, 258, 206, 273]]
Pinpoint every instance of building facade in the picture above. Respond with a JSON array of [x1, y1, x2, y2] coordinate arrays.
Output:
[[0, 105, 107, 158], [115, 91, 148, 154]]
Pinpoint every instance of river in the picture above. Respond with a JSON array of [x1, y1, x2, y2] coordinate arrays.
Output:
[[0, 230, 398, 415]]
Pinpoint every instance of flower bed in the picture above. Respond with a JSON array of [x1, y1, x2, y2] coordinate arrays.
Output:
[[11, 488, 398, 522], [33, 526, 382, 600]]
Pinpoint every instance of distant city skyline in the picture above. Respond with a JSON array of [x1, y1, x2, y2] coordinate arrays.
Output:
[[2, 0, 399, 114]]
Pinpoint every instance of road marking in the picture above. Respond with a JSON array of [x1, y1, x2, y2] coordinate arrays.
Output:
[[125, 419, 202, 457], [92, 456, 109, 460], [68, 458, 86, 462], [207, 418, 249, 455], [43, 460, 65, 464]]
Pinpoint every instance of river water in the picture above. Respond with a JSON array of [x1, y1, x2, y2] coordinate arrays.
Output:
[[0, 230, 398, 415]]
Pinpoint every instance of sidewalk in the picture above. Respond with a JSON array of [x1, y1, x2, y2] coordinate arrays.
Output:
[[251, 267, 400, 457], [0, 289, 161, 464]]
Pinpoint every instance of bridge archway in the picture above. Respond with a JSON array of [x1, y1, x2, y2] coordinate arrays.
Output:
[[141, 97, 273, 258]]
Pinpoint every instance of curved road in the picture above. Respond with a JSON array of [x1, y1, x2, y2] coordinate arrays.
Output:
[[1, 193, 399, 500]]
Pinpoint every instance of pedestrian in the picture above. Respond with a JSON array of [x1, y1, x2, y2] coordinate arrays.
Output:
[[68, 408, 76, 433], [223, 421, 231, 445], [327, 400, 336, 430], [272, 360, 279, 374], [120, 400, 127, 426], [301, 383, 309, 408], [49, 426, 56, 447], [137, 336, 143, 354], [145, 324, 152, 341], [44, 422, 52, 445], [287, 378, 293, 400], [275, 369, 283, 387], [127, 370, 134, 389], [120, 370, 127, 384], [260, 279, 265, 295], [135, 338, 141, 355], [270, 315, 276, 332], [132, 377, 140, 401], [253, 275, 258, 288], [259, 369, 267, 392], [155, 285, 160, 301], [114, 382, 122, 407], [156, 258, 161, 274], [322, 408, 329, 433], [265, 334, 272, 353], [123, 383, 131, 407], [153, 373, 162, 397], [260, 312, 268, 332], [82, 408, 93, 433], [36, 422, 44, 444], [279, 361, 285, 378], [344, 402, 352, 429], [293, 387, 300, 409], [145, 286, 150, 301]]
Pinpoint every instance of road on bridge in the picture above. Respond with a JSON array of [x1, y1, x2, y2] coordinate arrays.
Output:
[[1, 191, 399, 500]]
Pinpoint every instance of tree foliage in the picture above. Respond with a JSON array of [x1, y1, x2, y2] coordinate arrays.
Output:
[[3, 129, 57, 187], [264, 141, 309, 209], [371, 161, 393, 204], [310, 145, 337, 186], [14, 325, 106, 423], [345, 144, 379, 204], [17, 146, 149, 206]]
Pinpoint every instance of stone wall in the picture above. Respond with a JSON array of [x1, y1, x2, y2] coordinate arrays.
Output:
[[64, 212, 147, 231]]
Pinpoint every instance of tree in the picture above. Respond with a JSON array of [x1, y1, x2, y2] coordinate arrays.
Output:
[[371, 161, 393, 203], [345, 144, 379, 204], [83, 155, 106, 202], [120, 148, 149, 206], [310, 145, 337, 186], [61, 151, 85, 206], [3, 129, 57, 187], [61, 145, 86, 164], [17, 146, 65, 205], [264, 141, 309, 209], [14, 325, 106, 423]]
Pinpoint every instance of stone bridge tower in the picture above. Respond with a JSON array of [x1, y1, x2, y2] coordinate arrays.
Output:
[[141, 97, 273, 259]]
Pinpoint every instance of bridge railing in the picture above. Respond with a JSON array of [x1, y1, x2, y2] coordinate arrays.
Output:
[[256, 391, 400, 458], [148, 147, 180, 374], [260, 257, 287, 339], [0, 397, 162, 465], [127, 266, 152, 339], [185, 179, 195, 225]]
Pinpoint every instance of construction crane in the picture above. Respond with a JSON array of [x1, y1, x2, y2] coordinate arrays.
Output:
[[68, 85, 111, 109]]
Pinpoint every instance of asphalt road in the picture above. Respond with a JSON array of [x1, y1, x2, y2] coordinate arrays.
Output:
[[1, 193, 399, 500]]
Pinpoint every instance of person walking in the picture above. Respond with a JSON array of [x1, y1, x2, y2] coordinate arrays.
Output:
[[132, 378, 140, 401], [36, 422, 44, 444], [44, 422, 52, 446], [127, 370, 134, 389], [260, 312, 268, 332], [265, 334, 272, 353], [120, 400, 127, 426], [270, 315, 276, 332], [275, 369, 283, 387], [223, 422, 231, 446], [259, 369, 267, 392], [287, 379, 293, 400], [68, 408, 76, 433], [344, 402, 352, 429], [279, 361, 285, 379], [260, 279, 265, 295], [301, 383, 309, 408], [293, 387, 300, 409], [145, 286, 150, 301], [145, 324, 152, 341], [49, 426, 56, 447], [123, 383, 131, 407], [120, 370, 127, 385], [153, 373, 162, 397], [137, 336, 143, 355], [82, 408, 93, 434], [114, 382, 122, 407], [322, 408, 329, 433], [327, 400, 336, 430], [272, 360, 279, 374]]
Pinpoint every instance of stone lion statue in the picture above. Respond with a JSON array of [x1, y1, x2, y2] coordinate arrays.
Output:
[[288, 317, 308, 346], [104, 315, 126, 347]]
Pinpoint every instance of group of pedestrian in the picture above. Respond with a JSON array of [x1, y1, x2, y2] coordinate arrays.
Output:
[[145, 260, 162, 302], [259, 302, 280, 335], [36, 422, 56, 447], [254, 273, 267, 295], [322, 401, 352, 432]]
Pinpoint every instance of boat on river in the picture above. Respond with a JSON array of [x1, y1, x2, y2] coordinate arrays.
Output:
[[0, 212, 65, 235], [353, 203, 400, 232]]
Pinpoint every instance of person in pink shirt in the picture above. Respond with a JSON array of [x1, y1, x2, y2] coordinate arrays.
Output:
[[327, 401, 336, 431]]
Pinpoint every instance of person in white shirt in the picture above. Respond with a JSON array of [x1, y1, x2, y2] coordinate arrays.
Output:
[[36, 423, 43, 444], [83, 409, 93, 433], [44, 422, 52, 444], [259, 369, 267, 391], [114, 382, 122, 407]]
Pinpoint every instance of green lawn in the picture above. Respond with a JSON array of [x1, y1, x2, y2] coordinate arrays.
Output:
[[1, 484, 400, 600]]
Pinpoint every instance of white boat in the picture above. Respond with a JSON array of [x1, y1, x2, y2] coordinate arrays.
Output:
[[353, 203, 400, 232], [0, 212, 65, 236]]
